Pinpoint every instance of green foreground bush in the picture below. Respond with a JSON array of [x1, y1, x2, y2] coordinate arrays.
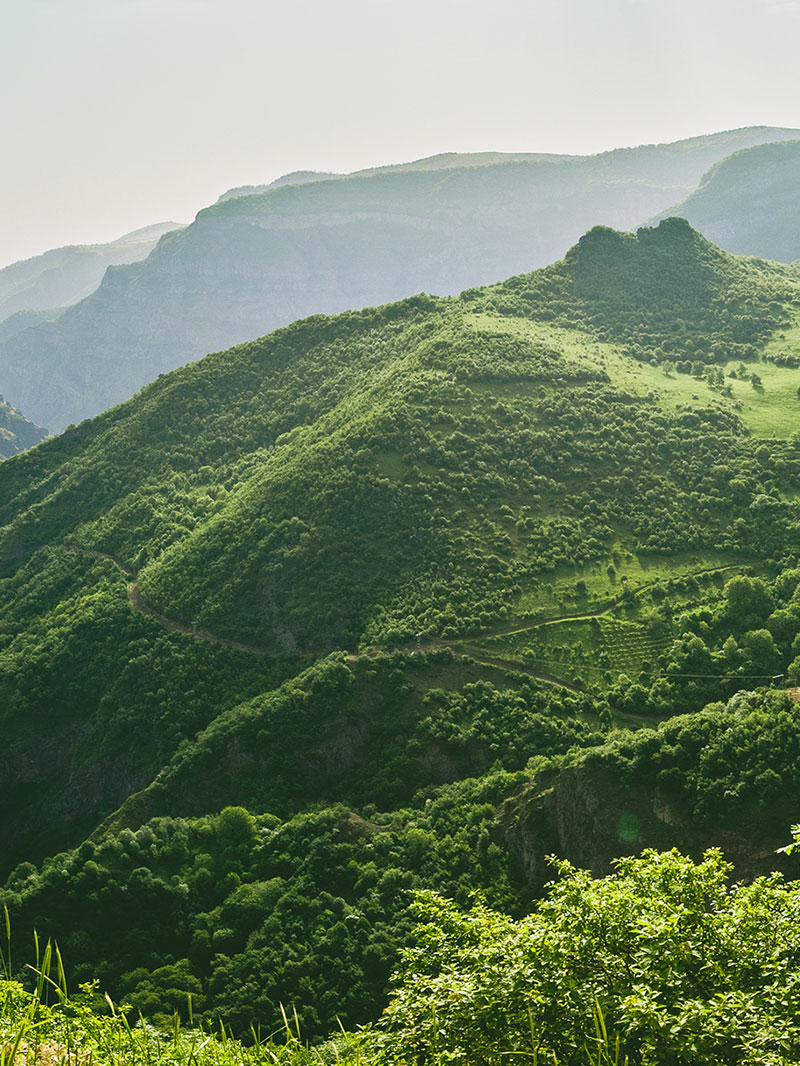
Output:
[[5, 848, 800, 1066], [381, 848, 800, 1065]]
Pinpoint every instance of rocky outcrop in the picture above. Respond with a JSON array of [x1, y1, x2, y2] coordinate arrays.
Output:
[[0, 394, 47, 457], [501, 761, 800, 890]]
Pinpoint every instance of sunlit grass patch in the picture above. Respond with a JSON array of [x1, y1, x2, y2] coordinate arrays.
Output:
[[514, 550, 743, 620], [602, 343, 800, 439], [468, 309, 800, 440]]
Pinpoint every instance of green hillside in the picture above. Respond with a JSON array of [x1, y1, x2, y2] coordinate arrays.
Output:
[[5, 221, 800, 1042], [7, 842, 800, 1066]]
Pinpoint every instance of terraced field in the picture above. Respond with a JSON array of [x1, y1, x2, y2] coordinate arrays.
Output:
[[460, 554, 768, 693], [466, 614, 671, 691], [513, 550, 744, 621]]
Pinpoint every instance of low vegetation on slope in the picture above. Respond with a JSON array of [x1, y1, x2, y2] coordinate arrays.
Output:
[[384, 847, 800, 1065], [4, 221, 800, 1042]]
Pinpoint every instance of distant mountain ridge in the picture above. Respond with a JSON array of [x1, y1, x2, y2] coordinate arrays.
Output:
[[0, 221, 185, 324], [2, 125, 799, 433], [215, 127, 799, 202], [215, 152, 577, 202], [0, 394, 47, 458], [653, 139, 800, 262]]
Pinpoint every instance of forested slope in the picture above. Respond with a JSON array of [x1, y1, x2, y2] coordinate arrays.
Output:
[[654, 139, 800, 261], [4, 221, 800, 1039]]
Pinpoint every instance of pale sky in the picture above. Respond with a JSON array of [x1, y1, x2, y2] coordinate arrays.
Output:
[[2, 0, 799, 268]]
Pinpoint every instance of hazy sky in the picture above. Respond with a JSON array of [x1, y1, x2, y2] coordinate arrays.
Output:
[[2, 0, 799, 267]]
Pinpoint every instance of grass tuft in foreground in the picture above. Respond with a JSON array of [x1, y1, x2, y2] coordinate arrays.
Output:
[[0, 904, 369, 1066]]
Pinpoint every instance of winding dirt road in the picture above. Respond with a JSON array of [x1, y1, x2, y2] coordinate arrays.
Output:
[[65, 545, 267, 656], [60, 544, 744, 695]]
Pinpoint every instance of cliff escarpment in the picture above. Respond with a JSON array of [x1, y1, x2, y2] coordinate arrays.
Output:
[[502, 693, 800, 889]]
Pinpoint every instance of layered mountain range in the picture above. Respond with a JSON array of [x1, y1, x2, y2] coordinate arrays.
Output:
[[2, 125, 798, 434], [0, 222, 184, 324]]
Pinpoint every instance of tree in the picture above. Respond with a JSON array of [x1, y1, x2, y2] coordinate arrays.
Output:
[[741, 628, 782, 676], [722, 574, 773, 630]]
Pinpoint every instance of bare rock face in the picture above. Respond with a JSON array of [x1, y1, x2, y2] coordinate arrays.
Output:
[[0, 394, 47, 458], [500, 762, 800, 890]]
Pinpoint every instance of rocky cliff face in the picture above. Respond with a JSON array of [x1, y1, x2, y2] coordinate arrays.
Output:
[[0, 222, 185, 324], [500, 761, 800, 890], [0, 395, 47, 457]]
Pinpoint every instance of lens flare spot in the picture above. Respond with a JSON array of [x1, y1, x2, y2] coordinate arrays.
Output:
[[617, 812, 641, 842]]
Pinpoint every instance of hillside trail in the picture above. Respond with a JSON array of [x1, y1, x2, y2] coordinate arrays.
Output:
[[61, 544, 738, 694], [64, 543, 584, 691], [64, 545, 268, 656], [385, 562, 741, 665]]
